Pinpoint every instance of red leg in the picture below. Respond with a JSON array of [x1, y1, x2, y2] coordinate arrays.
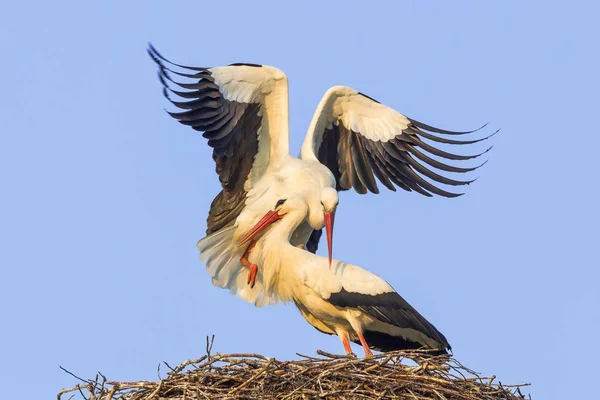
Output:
[[240, 240, 258, 288], [357, 331, 373, 358], [340, 332, 353, 355]]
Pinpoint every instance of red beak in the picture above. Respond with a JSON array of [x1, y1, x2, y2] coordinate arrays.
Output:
[[324, 211, 335, 269], [239, 210, 282, 246]]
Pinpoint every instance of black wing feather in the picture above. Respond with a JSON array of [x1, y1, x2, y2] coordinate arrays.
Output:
[[316, 124, 342, 190], [364, 147, 396, 191], [314, 95, 495, 198], [350, 133, 379, 193], [148, 44, 262, 234], [327, 288, 450, 351]]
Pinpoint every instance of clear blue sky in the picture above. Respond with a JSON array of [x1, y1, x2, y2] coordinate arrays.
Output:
[[1, 1, 598, 398]]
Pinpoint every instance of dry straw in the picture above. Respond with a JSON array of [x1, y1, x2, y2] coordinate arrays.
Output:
[[58, 336, 530, 400]]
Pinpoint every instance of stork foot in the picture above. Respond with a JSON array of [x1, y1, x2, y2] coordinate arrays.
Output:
[[240, 239, 258, 288], [340, 332, 353, 355], [357, 331, 374, 358], [246, 263, 258, 288], [240, 258, 258, 288]]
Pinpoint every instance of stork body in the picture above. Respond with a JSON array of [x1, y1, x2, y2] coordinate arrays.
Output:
[[148, 45, 492, 296], [208, 161, 338, 292], [200, 196, 450, 356]]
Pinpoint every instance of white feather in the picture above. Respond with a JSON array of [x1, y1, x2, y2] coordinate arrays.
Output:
[[299, 258, 395, 300], [208, 65, 290, 174], [208, 65, 285, 103], [197, 226, 277, 307], [301, 85, 411, 161]]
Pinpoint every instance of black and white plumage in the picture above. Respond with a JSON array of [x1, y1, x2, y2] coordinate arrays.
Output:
[[199, 196, 450, 356], [301, 86, 494, 198], [326, 289, 448, 352], [300, 86, 495, 250], [148, 44, 493, 299], [148, 46, 290, 235], [148, 44, 341, 297]]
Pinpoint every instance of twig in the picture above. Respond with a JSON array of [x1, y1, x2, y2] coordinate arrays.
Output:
[[60, 366, 89, 384], [205, 335, 215, 359], [230, 359, 274, 394]]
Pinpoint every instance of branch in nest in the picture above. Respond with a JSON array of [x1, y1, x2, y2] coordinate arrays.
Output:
[[58, 338, 531, 400]]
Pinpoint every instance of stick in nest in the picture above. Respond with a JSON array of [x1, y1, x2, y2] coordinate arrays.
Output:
[[58, 338, 531, 400]]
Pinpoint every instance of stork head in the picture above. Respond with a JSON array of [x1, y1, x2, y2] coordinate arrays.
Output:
[[320, 187, 339, 270], [238, 196, 308, 246], [320, 187, 339, 214]]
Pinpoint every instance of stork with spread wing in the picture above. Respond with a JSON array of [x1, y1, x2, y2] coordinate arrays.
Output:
[[148, 44, 493, 296]]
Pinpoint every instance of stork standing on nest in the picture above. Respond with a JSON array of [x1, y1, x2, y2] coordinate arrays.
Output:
[[199, 195, 450, 357], [148, 44, 493, 293]]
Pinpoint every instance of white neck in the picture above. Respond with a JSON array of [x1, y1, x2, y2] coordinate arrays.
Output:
[[257, 208, 311, 302]]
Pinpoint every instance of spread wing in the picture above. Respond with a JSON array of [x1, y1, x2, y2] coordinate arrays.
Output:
[[301, 85, 495, 198], [148, 45, 290, 234]]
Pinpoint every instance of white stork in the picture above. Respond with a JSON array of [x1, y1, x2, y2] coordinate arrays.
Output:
[[198, 195, 450, 357], [147, 44, 493, 291]]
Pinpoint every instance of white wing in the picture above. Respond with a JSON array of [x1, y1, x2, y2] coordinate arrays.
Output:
[[301, 86, 494, 197], [149, 45, 290, 234], [299, 256, 394, 301]]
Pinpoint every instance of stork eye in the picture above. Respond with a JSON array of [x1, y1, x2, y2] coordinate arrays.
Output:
[[274, 199, 286, 209]]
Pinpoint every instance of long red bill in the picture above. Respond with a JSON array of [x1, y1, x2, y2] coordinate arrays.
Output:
[[324, 211, 335, 269], [239, 210, 282, 246]]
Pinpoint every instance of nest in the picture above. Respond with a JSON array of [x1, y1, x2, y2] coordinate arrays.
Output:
[[58, 337, 530, 400]]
